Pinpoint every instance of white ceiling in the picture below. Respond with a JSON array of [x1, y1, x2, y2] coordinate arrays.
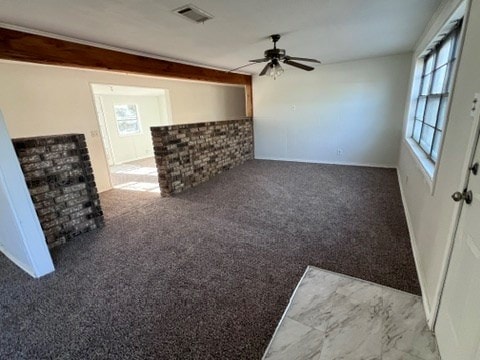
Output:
[[0, 0, 441, 74]]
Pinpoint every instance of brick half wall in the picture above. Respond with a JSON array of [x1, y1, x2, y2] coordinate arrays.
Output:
[[13, 134, 104, 248], [151, 118, 253, 196]]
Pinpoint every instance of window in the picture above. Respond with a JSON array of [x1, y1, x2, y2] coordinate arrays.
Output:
[[411, 21, 462, 163], [114, 104, 141, 136]]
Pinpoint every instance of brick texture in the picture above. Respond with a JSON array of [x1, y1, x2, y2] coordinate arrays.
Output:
[[151, 118, 253, 196], [13, 134, 104, 248]]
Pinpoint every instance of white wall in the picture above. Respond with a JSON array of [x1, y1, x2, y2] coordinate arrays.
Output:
[[0, 112, 54, 278], [253, 53, 412, 167], [99, 94, 168, 164], [397, 0, 479, 323], [0, 61, 246, 192]]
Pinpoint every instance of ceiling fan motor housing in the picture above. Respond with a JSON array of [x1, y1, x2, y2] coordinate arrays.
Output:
[[264, 48, 286, 60]]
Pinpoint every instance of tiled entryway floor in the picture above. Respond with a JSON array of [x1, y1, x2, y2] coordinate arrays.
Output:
[[263, 266, 440, 360], [109, 157, 160, 193]]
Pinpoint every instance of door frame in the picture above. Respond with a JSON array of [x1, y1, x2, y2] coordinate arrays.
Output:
[[92, 93, 115, 167], [432, 96, 480, 329]]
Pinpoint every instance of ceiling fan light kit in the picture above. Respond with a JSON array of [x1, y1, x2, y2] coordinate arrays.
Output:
[[228, 34, 321, 79], [266, 59, 284, 79]]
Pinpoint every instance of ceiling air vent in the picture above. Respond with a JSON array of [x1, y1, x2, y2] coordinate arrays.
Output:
[[173, 4, 213, 24]]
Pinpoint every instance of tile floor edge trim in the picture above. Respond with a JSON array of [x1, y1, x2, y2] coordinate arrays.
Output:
[[307, 265, 422, 299], [261, 266, 311, 360]]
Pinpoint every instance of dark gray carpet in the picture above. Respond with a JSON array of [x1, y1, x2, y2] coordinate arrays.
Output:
[[0, 160, 420, 359]]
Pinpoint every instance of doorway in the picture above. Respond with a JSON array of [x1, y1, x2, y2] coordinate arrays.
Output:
[[91, 84, 171, 194]]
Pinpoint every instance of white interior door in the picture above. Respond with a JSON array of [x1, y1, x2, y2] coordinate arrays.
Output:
[[436, 128, 480, 359]]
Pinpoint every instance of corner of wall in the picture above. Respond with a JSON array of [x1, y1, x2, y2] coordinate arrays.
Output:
[[396, 166, 433, 327]]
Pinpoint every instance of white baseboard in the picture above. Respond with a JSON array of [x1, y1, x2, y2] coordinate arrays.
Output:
[[396, 169, 432, 327], [254, 156, 397, 169]]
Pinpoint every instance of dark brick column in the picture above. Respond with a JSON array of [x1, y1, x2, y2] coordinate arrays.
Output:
[[13, 134, 104, 248]]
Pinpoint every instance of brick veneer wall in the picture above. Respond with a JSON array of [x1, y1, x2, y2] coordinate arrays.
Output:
[[13, 134, 104, 248], [151, 118, 253, 196]]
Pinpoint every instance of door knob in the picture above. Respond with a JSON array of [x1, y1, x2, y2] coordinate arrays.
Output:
[[451, 189, 473, 204]]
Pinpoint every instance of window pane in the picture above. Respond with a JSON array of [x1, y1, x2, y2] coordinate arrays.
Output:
[[424, 54, 435, 75], [413, 120, 422, 142], [437, 38, 452, 67], [431, 65, 448, 94], [431, 130, 443, 162], [416, 97, 427, 119], [118, 120, 140, 133], [410, 22, 461, 164], [424, 97, 441, 127], [436, 96, 449, 130], [420, 124, 434, 154], [421, 74, 432, 95], [114, 104, 141, 136], [114, 104, 138, 120]]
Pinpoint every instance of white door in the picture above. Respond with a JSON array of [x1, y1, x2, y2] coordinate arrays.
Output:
[[436, 127, 480, 359]]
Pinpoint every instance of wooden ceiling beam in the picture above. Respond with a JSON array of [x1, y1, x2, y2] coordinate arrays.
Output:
[[0, 27, 253, 116]]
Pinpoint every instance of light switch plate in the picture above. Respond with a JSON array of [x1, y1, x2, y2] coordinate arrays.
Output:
[[471, 93, 480, 119]]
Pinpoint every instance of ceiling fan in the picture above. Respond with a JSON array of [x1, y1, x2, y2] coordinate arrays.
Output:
[[228, 34, 321, 79]]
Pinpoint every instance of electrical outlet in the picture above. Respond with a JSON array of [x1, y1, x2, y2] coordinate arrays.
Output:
[[337, 148, 343, 156], [471, 93, 480, 119], [291, 105, 296, 111]]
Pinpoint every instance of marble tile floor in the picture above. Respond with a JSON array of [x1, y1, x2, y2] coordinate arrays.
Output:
[[263, 266, 440, 360]]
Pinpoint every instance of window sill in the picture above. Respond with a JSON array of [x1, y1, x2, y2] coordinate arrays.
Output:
[[404, 138, 437, 194]]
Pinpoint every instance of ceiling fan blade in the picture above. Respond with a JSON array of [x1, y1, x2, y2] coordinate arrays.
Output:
[[259, 62, 271, 76], [227, 63, 257, 73], [285, 56, 321, 63], [249, 58, 269, 63], [284, 59, 314, 71]]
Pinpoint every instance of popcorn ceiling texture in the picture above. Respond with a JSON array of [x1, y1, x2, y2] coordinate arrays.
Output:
[[13, 134, 104, 248], [151, 118, 254, 196]]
